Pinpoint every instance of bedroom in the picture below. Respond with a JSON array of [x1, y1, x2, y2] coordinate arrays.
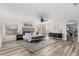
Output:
[[0, 3, 79, 56]]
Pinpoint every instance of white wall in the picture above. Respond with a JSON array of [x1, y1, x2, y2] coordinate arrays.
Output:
[[0, 25, 1, 48], [42, 20, 67, 40], [0, 17, 21, 43], [0, 17, 2, 48], [1, 16, 38, 43], [0, 36, 2, 48], [78, 22, 79, 42]]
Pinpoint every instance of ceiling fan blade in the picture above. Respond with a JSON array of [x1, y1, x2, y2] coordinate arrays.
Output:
[[73, 3, 79, 6]]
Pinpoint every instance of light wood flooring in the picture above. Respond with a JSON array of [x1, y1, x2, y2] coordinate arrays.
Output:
[[0, 39, 79, 56]]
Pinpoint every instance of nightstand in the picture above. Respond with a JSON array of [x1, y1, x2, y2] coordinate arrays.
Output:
[[16, 34, 23, 40]]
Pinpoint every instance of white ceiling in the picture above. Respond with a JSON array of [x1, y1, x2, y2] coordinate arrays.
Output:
[[0, 3, 79, 23]]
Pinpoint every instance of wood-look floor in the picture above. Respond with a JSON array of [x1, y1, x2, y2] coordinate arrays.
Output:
[[0, 39, 79, 56]]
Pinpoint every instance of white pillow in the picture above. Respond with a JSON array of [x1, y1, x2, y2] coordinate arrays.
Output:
[[23, 33, 32, 42]]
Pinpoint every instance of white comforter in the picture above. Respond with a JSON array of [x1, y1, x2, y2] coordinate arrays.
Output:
[[23, 33, 42, 42]]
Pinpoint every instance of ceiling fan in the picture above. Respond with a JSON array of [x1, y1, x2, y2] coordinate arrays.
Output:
[[36, 11, 50, 23], [40, 16, 47, 23]]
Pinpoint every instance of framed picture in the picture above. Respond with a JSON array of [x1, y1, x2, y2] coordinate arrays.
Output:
[[5, 24, 18, 35]]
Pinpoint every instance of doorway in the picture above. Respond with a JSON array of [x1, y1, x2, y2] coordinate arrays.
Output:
[[66, 20, 78, 42]]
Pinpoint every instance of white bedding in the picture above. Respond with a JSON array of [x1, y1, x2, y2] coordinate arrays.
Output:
[[23, 33, 32, 42], [23, 33, 42, 42]]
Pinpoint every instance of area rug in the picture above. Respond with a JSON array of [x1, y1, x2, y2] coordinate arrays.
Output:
[[20, 39, 55, 53]]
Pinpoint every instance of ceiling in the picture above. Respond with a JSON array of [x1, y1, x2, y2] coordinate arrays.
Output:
[[0, 3, 79, 23]]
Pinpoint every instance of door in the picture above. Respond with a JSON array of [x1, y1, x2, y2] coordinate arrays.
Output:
[[66, 20, 78, 42]]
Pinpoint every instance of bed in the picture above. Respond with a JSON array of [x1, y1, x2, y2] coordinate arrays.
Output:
[[23, 33, 45, 42]]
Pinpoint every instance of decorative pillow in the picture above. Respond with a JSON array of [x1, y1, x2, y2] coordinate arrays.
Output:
[[23, 33, 32, 42]]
